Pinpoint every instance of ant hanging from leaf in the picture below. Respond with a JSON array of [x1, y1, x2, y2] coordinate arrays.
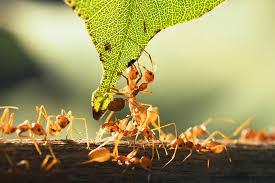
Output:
[[105, 37, 156, 117]]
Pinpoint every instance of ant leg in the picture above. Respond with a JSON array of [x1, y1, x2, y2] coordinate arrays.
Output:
[[0, 106, 19, 110], [210, 144, 232, 163], [65, 119, 74, 140], [202, 118, 236, 126], [41, 155, 52, 169], [61, 109, 68, 116], [17, 160, 30, 170], [45, 115, 56, 141], [18, 120, 42, 155], [1, 109, 10, 138], [106, 90, 130, 97], [36, 105, 49, 125], [151, 120, 177, 155], [114, 133, 124, 157], [97, 133, 118, 149], [3, 150, 14, 168], [162, 145, 178, 168], [182, 150, 193, 162], [136, 61, 143, 84], [139, 89, 152, 94], [202, 130, 229, 146], [96, 112, 114, 141], [71, 117, 90, 149], [44, 144, 60, 171], [19, 135, 42, 155], [142, 48, 156, 72], [228, 117, 254, 138], [135, 102, 152, 108], [127, 37, 156, 71], [3, 112, 16, 139], [152, 136, 160, 160], [118, 73, 129, 87], [151, 122, 177, 139]]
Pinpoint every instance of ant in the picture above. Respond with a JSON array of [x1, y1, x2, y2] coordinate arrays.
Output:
[[104, 39, 156, 120], [82, 147, 152, 170], [113, 149, 152, 170], [163, 131, 231, 168], [0, 106, 47, 155], [179, 118, 236, 144], [163, 117, 254, 168], [41, 106, 90, 149]]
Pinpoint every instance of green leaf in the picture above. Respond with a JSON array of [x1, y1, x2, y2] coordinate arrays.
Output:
[[64, 0, 225, 120]]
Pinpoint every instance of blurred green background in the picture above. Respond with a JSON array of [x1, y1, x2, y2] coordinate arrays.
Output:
[[0, 0, 274, 139]]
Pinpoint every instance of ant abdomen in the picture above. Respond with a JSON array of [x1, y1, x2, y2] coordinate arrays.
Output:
[[107, 98, 125, 112]]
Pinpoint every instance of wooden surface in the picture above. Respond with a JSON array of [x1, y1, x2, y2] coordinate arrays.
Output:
[[1, 139, 275, 183]]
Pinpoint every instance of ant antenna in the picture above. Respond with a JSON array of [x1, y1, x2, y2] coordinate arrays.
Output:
[[127, 37, 156, 71]]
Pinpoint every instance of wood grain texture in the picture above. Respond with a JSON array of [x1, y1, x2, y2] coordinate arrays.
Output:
[[0, 139, 275, 183]]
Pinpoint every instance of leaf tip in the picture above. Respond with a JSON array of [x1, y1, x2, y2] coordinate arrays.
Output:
[[92, 108, 107, 120]]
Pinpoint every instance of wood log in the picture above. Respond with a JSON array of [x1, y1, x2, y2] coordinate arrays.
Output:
[[0, 139, 275, 183]]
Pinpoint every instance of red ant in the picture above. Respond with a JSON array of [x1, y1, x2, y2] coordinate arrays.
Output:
[[163, 131, 231, 168], [82, 147, 152, 170], [0, 106, 47, 155], [180, 118, 236, 143], [41, 106, 90, 149]]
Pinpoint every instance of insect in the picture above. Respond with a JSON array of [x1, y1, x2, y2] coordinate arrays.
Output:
[[0, 106, 47, 155], [163, 127, 232, 168], [239, 128, 275, 141], [43, 107, 90, 149], [180, 118, 236, 143], [113, 149, 152, 170]]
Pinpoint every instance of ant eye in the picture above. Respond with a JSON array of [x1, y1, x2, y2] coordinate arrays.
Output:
[[179, 144, 182, 147], [136, 72, 138, 75], [149, 72, 152, 75], [37, 128, 41, 132]]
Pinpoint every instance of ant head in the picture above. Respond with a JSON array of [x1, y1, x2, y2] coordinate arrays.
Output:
[[49, 127, 61, 136], [126, 66, 139, 80], [171, 137, 185, 149], [140, 156, 152, 170], [31, 123, 45, 136], [143, 66, 154, 83], [141, 128, 153, 138], [56, 115, 70, 129]]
